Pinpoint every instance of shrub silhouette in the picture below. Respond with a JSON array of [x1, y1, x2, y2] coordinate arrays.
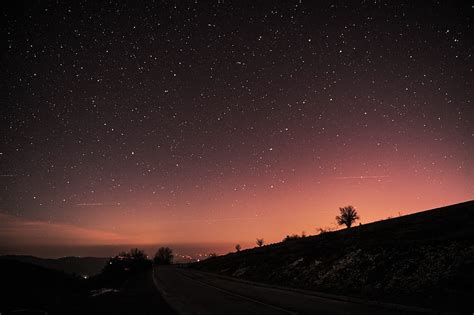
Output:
[[256, 238, 264, 247], [336, 205, 360, 228], [317, 227, 331, 234], [101, 248, 151, 283], [283, 234, 300, 242], [235, 244, 241, 252], [208, 253, 218, 259], [154, 247, 174, 265]]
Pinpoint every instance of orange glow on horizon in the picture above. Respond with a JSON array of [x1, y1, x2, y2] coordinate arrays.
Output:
[[2, 164, 471, 252]]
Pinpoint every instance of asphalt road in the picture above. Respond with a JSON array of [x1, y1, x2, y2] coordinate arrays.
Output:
[[153, 266, 425, 315]]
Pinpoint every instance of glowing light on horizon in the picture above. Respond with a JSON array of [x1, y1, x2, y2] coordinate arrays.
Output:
[[0, 2, 472, 257]]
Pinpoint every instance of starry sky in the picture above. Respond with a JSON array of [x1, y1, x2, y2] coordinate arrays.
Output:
[[1, 1, 473, 257]]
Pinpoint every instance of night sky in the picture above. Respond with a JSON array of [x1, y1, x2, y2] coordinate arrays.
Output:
[[1, 1, 473, 257]]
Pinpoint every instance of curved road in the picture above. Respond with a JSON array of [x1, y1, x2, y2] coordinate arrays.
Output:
[[153, 266, 427, 315]]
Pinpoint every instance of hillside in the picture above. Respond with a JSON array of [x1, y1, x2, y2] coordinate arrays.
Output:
[[0, 259, 85, 314], [0, 257, 174, 315], [0, 255, 109, 276], [193, 201, 474, 312]]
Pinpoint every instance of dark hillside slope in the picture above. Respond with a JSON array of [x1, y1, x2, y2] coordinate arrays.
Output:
[[0, 258, 175, 315], [193, 201, 474, 312], [0, 259, 84, 314], [0, 255, 108, 276]]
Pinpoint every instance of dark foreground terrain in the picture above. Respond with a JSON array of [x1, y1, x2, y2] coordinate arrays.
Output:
[[193, 201, 474, 313], [2, 201, 472, 314], [154, 265, 424, 314], [0, 259, 174, 315], [0, 255, 108, 276]]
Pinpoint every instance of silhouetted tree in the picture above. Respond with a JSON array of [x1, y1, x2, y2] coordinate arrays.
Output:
[[154, 247, 173, 265], [336, 205, 360, 228], [208, 253, 218, 258], [102, 248, 151, 280], [130, 248, 147, 260], [235, 244, 241, 252], [118, 251, 131, 258], [256, 238, 264, 247]]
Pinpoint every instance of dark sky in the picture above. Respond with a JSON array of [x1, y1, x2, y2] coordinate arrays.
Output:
[[1, 1, 473, 255]]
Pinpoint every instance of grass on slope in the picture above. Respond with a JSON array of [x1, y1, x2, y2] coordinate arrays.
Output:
[[193, 201, 474, 312]]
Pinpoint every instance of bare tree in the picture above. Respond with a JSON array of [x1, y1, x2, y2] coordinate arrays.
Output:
[[235, 244, 241, 252], [256, 238, 264, 247], [336, 205, 360, 228], [154, 247, 174, 265], [130, 248, 147, 260]]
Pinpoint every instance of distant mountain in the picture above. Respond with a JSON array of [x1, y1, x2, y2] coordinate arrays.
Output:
[[194, 200, 474, 312], [0, 255, 109, 276]]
